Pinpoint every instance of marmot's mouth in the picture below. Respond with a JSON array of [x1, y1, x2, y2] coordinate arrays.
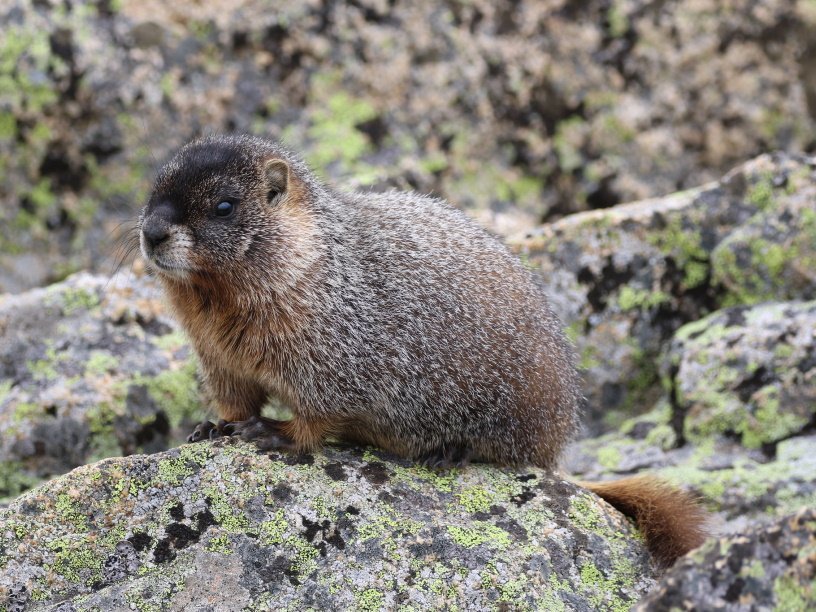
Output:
[[150, 257, 193, 279]]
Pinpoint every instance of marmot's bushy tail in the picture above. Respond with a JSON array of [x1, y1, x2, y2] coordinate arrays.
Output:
[[579, 475, 709, 567]]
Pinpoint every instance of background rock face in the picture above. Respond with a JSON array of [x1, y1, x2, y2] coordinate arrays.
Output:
[[1, 0, 815, 293], [0, 441, 657, 610], [516, 153, 816, 430]]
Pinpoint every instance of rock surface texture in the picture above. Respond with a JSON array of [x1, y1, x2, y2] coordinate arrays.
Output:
[[0, 441, 657, 610], [635, 507, 816, 611], [516, 153, 816, 429], [2, 0, 815, 292], [0, 272, 202, 500], [566, 298, 816, 535]]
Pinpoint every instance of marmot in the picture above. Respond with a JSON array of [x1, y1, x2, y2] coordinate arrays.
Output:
[[138, 135, 707, 566]]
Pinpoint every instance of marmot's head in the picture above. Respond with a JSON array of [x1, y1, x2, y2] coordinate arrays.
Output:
[[139, 135, 313, 283]]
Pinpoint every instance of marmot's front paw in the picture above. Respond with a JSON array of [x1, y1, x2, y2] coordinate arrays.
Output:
[[224, 415, 296, 451]]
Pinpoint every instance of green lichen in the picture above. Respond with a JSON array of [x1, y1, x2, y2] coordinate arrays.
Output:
[[47, 536, 103, 585], [259, 510, 288, 545], [357, 511, 422, 545], [136, 358, 201, 428], [202, 486, 249, 533], [773, 573, 814, 611], [616, 286, 670, 312], [747, 175, 775, 211], [205, 533, 233, 554], [27, 346, 62, 381], [596, 446, 622, 470], [578, 561, 632, 612], [0, 379, 12, 405], [456, 486, 495, 513], [156, 456, 196, 485], [55, 494, 88, 531], [447, 522, 511, 549], [12, 401, 42, 422], [569, 495, 606, 534], [553, 116, 585, 173], [61, 287, 100, 315], [357, 588, 385, 612], [152, 329, 188, 352], [606, 2, 629, 38], [391, 463, 457, 493], [711, 232, 798, 307], [85, 351, 118, 376], [647, 217, 709, 290], [674, 317, 728, 344], [740, 385, 810, 449], [0, 460, 43, 501], [304, 73, 378, 180]]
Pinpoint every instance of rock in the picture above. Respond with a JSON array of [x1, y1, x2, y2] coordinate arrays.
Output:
[[566, 300, 816, 534], [567, 406, 816, 535], [0, 272, 203, 499], [2, 0, 815, 293], [665, 301, 816, 451], [515, 153, 816, 430], [0, 440, 658, 610], [634, 507, 816, 611], [711, 174, 816, 304]]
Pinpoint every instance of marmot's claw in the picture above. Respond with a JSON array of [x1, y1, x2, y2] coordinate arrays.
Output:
[[187, 420, 217, 443], [217, 419, 235, 436], [187, 419, 236, 442]]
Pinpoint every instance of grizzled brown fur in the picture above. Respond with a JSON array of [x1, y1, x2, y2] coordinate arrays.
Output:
[[139, 135, 708, 566]]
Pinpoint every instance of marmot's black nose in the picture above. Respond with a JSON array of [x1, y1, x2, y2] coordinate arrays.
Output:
[[142, 219, 169, 250]]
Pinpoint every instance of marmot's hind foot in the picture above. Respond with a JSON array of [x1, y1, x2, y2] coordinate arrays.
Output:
[[419, 445, 473, 469], [187, 419, 231, 443], [223, 415, 297, 451]]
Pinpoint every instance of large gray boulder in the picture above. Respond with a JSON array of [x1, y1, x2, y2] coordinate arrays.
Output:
[[0, 441, 657, 610]]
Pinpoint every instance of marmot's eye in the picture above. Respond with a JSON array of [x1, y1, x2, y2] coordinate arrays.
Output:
[[214, 201, 234, 217]]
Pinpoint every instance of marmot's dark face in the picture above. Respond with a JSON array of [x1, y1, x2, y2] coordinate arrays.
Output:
[[139, 138, 292, 281]]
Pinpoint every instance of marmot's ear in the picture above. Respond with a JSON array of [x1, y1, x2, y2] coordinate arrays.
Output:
[[264, 159, 290, 203]]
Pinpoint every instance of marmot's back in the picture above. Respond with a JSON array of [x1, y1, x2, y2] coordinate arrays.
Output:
[[312, 190, 581, 467]]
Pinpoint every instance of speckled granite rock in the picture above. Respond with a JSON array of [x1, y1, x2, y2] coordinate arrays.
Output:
[[0, 272, 203, 500], [0, 440, 658, 610], [634, 507, 816, 611], [2, 0, 815, 292], [566, 300, 816, 535], [515, 153, 816, 430]]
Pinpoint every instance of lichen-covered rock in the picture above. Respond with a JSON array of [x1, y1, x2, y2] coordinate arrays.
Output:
[[665, 301, 816, 451], [2, 0, 815, 293], [634, 507, 816, 611], [515, 153, 816, 430], [568, 403, 816, 535], [0, 272, 203, 500], [0, 440, 657, 610], [567, 299, 816, 533]]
